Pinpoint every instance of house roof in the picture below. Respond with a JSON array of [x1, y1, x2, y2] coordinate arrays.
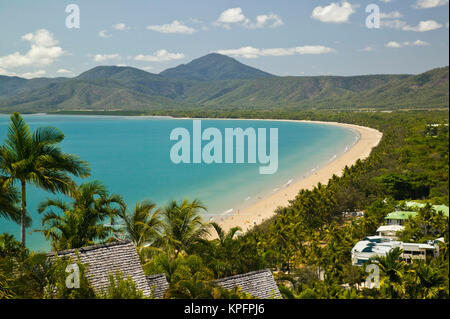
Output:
[[352, 238, 438, 255], [213, 269, 281, 299], [403, 202, 449, 216], [48, 241, 151, 297], [386, 203, 450, 221], [376, 225, 405, 232], [147, 274, 169, 299], [385, 211, 418, 220]]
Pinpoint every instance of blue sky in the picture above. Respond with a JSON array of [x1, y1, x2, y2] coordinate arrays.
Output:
[[0, 0, 448, 78]]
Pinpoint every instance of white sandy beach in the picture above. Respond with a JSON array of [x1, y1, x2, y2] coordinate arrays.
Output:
[[213, 120, 383, 234]]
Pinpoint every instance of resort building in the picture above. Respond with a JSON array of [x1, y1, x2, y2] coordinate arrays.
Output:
[[403, 201, 449, 215], [384, 211, 418, 226], [351, 236, 441, 266], [213, 269, 282, 299], [385, 203, 449, 226]]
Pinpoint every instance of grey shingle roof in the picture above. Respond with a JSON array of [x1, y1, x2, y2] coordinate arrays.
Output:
[[48, 241, 151, 297], [147, 274, 169, 299], [213, 269, 281, 299]]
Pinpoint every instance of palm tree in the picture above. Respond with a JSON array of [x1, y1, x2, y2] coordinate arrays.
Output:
[[36, 181, 124, 250], [0, 113, 90, 246], [160, 199, 210, 257], [117, 200, 162, 258], [206, 223, 242, 277], [0, 176, 21, 225], [371, 247, 406, 298], [410, 261, 446, 299]]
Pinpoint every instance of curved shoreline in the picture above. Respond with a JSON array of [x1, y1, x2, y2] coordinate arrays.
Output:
[[14, 114, 383, 238], [208, 119, 383, 234]]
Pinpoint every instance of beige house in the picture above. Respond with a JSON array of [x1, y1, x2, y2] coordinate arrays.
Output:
[[376, 225, 405, 239]]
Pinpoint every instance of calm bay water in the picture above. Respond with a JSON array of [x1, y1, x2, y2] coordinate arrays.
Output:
[[0, 114, 358, 252]]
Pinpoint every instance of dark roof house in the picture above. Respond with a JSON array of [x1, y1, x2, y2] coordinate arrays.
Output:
[[48, 242, 281, 299], [147, 274, 170, 299], [213, 269, 282, 299], [48, 241, 152, 297]]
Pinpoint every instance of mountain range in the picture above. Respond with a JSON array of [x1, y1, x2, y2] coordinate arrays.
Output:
[[0, 53, 448, 112]]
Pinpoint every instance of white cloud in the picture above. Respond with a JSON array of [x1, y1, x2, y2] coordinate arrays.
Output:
[[99, 30, 111, 38], [218, 8, 247, 24], [147, 20, 196, 34], [215, 8, 283, 29], [142, 66, 154, 71], [311, 2, 358, 24], [133, 50, 185, 62], [381, 19, 407, 29], [410, 40, 430, 46], [386, 41, 402, 48], [0, 67, 14, 76], [402, 20, 442, 32], [89, 54, 121, 62], [0, 29, 64, 69], [113, 23, 130, 30], [380, 11, 403, 19], [381, 19, 443, 32], [361, 45, 376, 52], [414, 0, 449, 9], [248, 14, 283, 28], [217, 45, 336, 59], [21, 70, 46, 79], [386, 40, 430, 48], [0, 67, 46, 79], [56, 68, 72, 74]]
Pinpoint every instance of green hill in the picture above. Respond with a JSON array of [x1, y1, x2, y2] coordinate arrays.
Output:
[[193, 74, 412, 109], [0, 54, 448, 112], [160, 53, 274, 81], [0, 78, 184, 112], [0, 76, 67, 98]]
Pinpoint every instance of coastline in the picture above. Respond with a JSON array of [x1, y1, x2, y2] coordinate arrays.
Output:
[[2, 114, 382, 246], [32, 114, 381, 234], [211, 119, 383, 234]]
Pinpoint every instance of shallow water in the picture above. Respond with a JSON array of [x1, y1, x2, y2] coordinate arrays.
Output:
[[0, 114, 358, 251]]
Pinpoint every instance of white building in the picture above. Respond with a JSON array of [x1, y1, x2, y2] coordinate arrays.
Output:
[[351, 236, 440, 266], [376, 225, 405, 239]]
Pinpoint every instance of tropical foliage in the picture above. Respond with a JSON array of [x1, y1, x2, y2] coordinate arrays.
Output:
[[0, 112, 90, 246], [36, 181, 124, 251]]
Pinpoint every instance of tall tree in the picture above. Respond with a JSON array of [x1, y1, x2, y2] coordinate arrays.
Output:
[[160, 199, 210, 257], [371, 247, 406, 298], [0, 113, 90, 246], [37, 181, 124, 250], [0, 176, 21, 224], [117, 200, 162, 259]]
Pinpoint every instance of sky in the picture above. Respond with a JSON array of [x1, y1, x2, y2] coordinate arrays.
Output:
[[0, 0, 449, 78]]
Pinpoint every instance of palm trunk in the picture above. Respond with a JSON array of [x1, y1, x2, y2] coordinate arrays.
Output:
[[21, 180, 26, 247]]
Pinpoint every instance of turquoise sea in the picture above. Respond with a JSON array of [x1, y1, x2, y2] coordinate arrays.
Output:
[[0, 114, 358, 252]]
